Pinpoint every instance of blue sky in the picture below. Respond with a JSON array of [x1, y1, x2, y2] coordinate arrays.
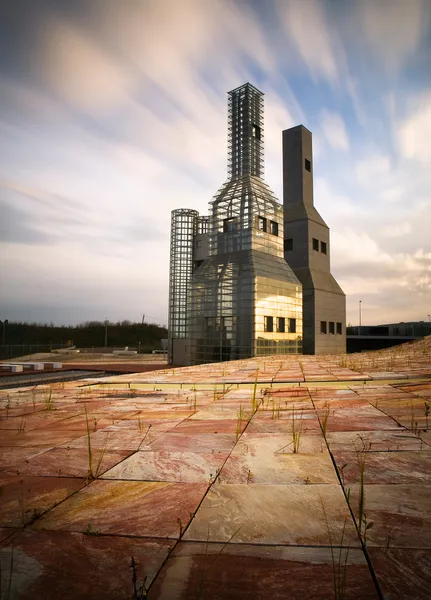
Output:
[[0, 0, 430, 327]]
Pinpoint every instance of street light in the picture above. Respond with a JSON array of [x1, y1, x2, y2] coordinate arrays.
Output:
[[104, 318, 108, 349], [428, 314, 430, 335], [359, 301, 362, 336]]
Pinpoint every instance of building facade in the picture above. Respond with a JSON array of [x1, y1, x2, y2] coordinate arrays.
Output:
[[282, 125, 346, 354], [168, 85, 345, 365]]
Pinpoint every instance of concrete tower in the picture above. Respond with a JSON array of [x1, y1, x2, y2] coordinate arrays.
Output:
[[282, 125, 346, 354], [187, 84, 303, 365]]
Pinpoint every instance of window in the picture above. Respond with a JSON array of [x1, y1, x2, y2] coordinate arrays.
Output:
[[277, 317, 285, 333], [264, 316, 273, 332], [313, 238, 319, 251], [320, 321, 327, 334], [223, 217, 235, 233], [284, 238, 293, 251], [305, 158, 311, 172], [337, 322, 342, 335], [195, 239, 202, 248], [252, 124, 261, 140], [321, 241, 327, 254], [270, 220, 279, 236], [258, 216, 267, 232], [205, 317, 215, 330], [329, 321, 335, 334], [289, 318, 296, 333]]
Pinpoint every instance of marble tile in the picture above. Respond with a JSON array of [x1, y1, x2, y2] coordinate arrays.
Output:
[[367, 548, 431, 600], [220, 451, 337, 485], [184, 484, 360, 546], [0, 529, 173, 600], [6, 447, 133, 478], [102, 451, 229, 483], [229, 432, 327, 456], [0, 446, 51, 469], [148, 543, 378, 600], [149, 433, 237, 453], [0, 474, 85, 527], [326, 430, 426, 452], [33, 480, 208, 538], [347, 484, 431, 548], [332, 451, 431, 485], [0, 429, 86, 448]]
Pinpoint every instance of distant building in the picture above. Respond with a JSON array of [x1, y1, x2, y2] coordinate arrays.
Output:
[[168, 84, 345, 365]]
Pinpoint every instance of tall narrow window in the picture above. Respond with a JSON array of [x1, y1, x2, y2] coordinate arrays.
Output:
[[321, 241, 327, 254], [313, 238, 319, 251], [289, 318, 296, 333], [270, 220, 279, 236], [329, 321, 335, 334], [321, 321, 327, 334], [223, 217, 235, 233], [305, 158, 311, 172], [277, 317, 285, 333], [258, 216, 267, 232], [252, 124, 261, 139], [264, 316, 273, 332], [337, 322, 342, 335], [284, 238, 293, 251]]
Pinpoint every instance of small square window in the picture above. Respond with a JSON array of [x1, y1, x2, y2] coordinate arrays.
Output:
[[277, 317, 285, 333], [329, 321, 335, 334], [320, 321, 327, 334], [284, 238, 293, 251], [223, 217, 235, 233], [337, 322, 342, 335], [321, 241, 327, 254], [312, 238, 319, 251], [289, 318, 296, 333], [264, 316, 273, 332], [258, 216, 267, 232], [270, 220, 279, 236], [305, 158, 311, 172]]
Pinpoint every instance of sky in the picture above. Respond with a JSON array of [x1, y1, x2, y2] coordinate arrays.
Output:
[[0, 0, 430, 328]]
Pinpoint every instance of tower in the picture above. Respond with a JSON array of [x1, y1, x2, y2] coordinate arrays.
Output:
[[187, 84, 303, 365], [282, 125, 346, 354]]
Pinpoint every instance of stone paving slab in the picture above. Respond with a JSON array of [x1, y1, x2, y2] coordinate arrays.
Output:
[[0, 529, 173, 600], [184, 484, 360, 546], [148, 542, 378, 600], [331, 450, 431, 485], [149, 433, 237, 453], [33, 480, 208, 538], [347, 484, 431, 548], [4, 447, 133, 478], [326, 430, 427, 452], [367, 548, 431, 600], [102, 450, 229, 483], [0, 474, 85, 527]]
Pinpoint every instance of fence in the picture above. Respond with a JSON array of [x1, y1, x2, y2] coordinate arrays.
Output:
[[0, 343, 69, 361]]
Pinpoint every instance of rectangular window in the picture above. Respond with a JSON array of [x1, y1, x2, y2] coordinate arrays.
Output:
[[289, 318, 296, 333], [321, 241, 327, 254], [264, 316, 273, 332], [205, 317, 215, 330], [337, 322, 342, 335], [277, 317, 285, 333], [284, 238, 293, 251], [313, 238, 319, 251], [270, 220, 279, 236], [258, 216, 267, 232], [320, 321, 327, 334], [329, 321, 335, 334], [223, 217, 235, 233], [305, 158, 311, 172], [252, 124, 261, 140]]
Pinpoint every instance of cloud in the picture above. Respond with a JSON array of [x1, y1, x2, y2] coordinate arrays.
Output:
[[397, 93, 431, 163], [321, 111, 349, 151]]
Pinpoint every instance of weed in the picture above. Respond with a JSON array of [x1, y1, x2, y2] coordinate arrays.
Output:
[[17, 416, 26, 434], [320, 496, 350, 600], [235, 404, 245, 441], [424, 401, 430, 429], [84, 404, 108, 480], [83, 522, 101, 536], [246, 469, 254, 484], [137, 424, 152, 451], [44, 387, 53, 410], [357, 450, 374, 544], [291, 404, 303, 453], [130, 556, 148, 599], [321, 403, 330, 438], [177, 517, 185, 538], [137, 414, 145, 433], [251, 375, 259, 413]]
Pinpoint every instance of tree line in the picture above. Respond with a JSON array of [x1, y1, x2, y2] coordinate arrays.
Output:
[[1, 320, 168, 351]]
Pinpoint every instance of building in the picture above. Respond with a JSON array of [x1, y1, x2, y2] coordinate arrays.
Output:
[[282, 125, 346, 354], [168, 83, 345, 365]]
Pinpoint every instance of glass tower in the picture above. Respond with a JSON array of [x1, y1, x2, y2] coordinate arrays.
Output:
[[187, 83, 303, 365]]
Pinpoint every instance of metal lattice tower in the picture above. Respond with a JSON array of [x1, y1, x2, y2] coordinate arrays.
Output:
[[228, 83, 264, 178]]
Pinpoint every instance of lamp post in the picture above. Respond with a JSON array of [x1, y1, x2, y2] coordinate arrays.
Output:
[[359, 301, 362, 336], [104, 318, 108, 349], [428, 314, 430, 335]]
